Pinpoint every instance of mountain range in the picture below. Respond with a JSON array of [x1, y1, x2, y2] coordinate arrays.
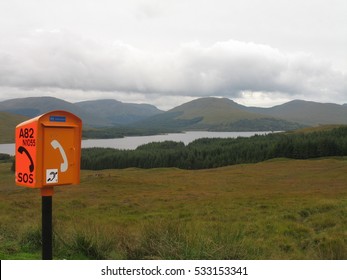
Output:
[[75, 99, 162, 125], [0, 96, 163, 127], [138, 98, 301, 131], [1, 96, 347, 143]]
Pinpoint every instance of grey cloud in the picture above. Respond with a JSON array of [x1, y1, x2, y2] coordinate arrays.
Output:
[[0, 31, 346, 101]]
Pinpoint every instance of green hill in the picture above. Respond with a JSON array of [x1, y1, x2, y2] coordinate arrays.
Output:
[[171, 97, 256, 122], [0, 112, 28, 143], [136, 97, 303, 131], [0, 97, 164, 128], [248, 100, 347, 125], [0, 96, 108, 127], [75, 99, 163, 125]]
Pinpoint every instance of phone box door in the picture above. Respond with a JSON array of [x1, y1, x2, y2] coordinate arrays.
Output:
[[42, 126, 80, 186]]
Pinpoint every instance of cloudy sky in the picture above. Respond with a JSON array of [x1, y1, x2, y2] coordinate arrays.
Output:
[[0, 0, 346, 109]]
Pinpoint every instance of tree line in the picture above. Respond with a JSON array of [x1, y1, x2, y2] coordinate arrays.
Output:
[[81, 126, 347, 170]]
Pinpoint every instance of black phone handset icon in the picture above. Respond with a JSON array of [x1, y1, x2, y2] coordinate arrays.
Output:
[[17, 146, 34, 172]]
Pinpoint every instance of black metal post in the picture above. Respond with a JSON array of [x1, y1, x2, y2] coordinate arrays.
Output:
[[42, 195, 53, 260]]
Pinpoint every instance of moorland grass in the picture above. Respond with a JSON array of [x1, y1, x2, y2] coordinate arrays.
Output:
[[1, 158, 347, 259]]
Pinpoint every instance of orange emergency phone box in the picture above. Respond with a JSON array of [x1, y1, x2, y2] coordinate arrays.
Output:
[[15, 111, 82, 190]]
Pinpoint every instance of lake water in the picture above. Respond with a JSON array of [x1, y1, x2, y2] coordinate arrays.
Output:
[[0, 131, 270, 156]]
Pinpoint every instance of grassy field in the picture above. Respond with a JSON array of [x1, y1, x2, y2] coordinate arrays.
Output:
[[1, 158, 347, 259]]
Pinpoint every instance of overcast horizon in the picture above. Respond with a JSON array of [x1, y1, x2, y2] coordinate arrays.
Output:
[[0, 0, 346, 110]]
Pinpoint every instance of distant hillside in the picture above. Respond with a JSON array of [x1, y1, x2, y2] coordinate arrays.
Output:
[[0, 96, 163, 128], [247, 100, 347, 125], [170, 97, 254, 122], [0, 112, 28, 143], [136, 97, 347, 131], [135, 97, 303, 131], [0, 96, 108, 127], [75, 99, 162, 125]]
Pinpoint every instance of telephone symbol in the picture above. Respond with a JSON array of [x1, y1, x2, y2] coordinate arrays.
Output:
[[51, 140, 68, 172]]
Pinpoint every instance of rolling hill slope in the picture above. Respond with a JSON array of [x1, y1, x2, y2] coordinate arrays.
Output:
[[135, 97, 303, 131], [0, 96, 163, 128], [0, 96, 108, 127], [247, 100, 347, 125], [0, 112, 28, 143], [75, 99, 162, 125]]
